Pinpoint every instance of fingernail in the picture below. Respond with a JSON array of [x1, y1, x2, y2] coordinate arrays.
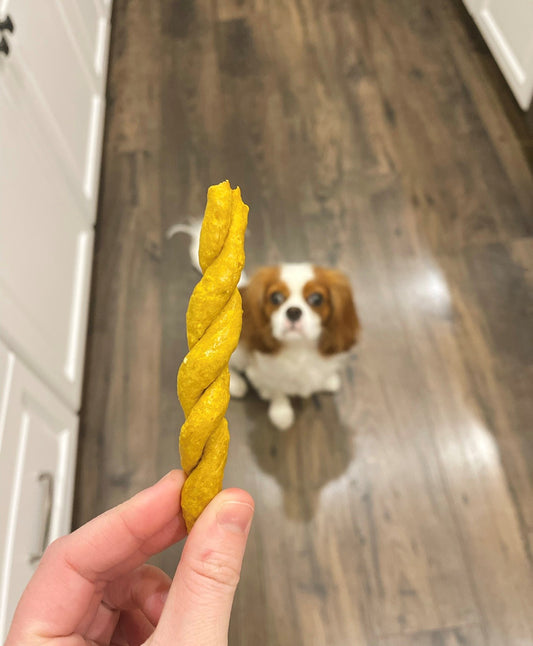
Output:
[[145, 589, 169, 619], [216, 501, 254, 535]]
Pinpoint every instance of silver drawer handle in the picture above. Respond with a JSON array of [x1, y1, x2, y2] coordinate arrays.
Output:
[[30, 472, 54, 564]]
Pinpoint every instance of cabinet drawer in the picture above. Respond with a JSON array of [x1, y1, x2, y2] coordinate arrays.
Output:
[[0, 356, 78, 642]]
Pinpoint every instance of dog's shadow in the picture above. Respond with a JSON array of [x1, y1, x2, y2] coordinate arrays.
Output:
[[243, 393, 354, 522]]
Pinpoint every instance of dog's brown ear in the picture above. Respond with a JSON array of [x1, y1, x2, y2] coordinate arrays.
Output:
[[240, 268, 281, 354], [318, 269, 360, 355]]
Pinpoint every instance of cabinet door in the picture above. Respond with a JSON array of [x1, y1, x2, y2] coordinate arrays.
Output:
[[465, 0, 533, 109], [61, 0, 112, 82], [0, 0, 110, 217], [0, 341, 13, 425], [0, 355, 78, 642], [0, 77, 94, 410]]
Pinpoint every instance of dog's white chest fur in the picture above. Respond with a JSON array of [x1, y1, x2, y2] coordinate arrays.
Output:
[[240, 344, 344, 399]]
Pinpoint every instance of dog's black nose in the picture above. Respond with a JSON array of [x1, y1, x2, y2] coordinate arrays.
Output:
[[286, 307, 302, 322]]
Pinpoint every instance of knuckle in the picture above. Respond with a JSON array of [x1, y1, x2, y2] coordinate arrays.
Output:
[[186, 550, 241, 592], [41, 535, 67, 562]]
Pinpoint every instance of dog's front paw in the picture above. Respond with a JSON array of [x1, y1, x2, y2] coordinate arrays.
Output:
[[324, 373, 341, 393], [268, 396, 294, 431], [230, 370, 248, 398]]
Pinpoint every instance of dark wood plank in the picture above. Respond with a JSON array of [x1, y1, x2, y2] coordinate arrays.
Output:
[[438, 2, 533, 213], [444, 1, 533, 173], [377, 624, 485, 646], [439, 240, 533, 536], [75, 1, 165, 521], [76, 0, 533, 644]]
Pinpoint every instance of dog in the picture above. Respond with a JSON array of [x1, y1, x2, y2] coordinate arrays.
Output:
[[167, 222, 360, 430]]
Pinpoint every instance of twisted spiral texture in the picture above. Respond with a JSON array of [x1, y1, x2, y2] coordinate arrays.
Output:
[[178, 181, 248, 531]]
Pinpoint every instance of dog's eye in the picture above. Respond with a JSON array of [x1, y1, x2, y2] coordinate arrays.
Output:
[[307, 292, 323, 306], [269, 291, 285, 305]]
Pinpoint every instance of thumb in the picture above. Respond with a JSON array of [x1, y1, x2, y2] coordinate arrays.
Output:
[[152, 488, 254, 646]]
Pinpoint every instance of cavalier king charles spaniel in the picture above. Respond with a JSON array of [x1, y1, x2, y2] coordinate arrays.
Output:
[[168, 223, 360, 430]]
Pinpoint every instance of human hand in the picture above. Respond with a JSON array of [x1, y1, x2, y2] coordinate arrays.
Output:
[[5, 470, 254, 646]]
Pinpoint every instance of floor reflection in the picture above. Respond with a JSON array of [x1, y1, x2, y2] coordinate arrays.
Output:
[[244, 392, 354, 522]]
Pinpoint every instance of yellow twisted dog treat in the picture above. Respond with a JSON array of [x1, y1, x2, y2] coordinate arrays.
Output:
[[178, 180, 248, 531]]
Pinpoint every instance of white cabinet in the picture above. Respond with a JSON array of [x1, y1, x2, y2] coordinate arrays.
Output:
[[0, 81, 95, 409], [464, 0, 533, 110], [0, 1, 112, 640], [2, 0, 109, 216], [0, 0, 110, 408], [0, 344, 78, 639]]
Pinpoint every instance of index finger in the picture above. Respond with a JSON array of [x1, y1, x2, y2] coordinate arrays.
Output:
[[6, 470, 186, 642], [62, 470, 186, 581]]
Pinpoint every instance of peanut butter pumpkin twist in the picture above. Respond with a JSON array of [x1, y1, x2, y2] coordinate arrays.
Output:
[[178, 181, 248, 531]]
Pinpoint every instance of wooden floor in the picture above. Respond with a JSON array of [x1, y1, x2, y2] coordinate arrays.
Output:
[[75, 1, 533, 644]]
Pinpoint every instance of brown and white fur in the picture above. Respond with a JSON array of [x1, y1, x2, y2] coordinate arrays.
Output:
[[232, 264, 360, 429], [167, 222, 360, 430]]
